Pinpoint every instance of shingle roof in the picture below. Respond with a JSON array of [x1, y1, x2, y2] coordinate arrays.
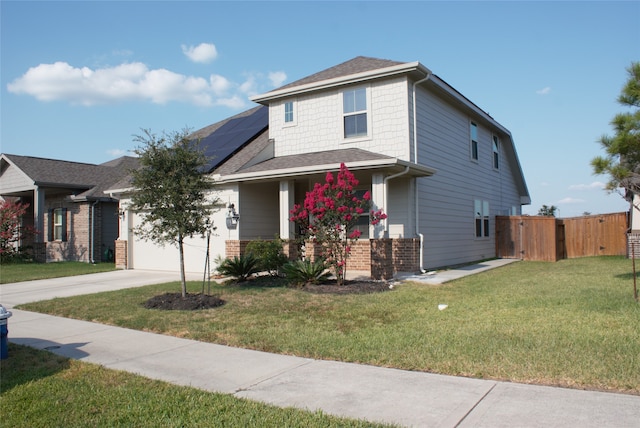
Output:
[[275, 56, 406, 92], [2, 154, 139, 199], [236, 148, 394, 174]]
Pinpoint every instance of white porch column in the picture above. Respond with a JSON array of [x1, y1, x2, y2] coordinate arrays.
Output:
[[371, 173, 386, 239], [118, 202, 131, 241], [34, 186, 45, 242], [279, 180, 295, 239]]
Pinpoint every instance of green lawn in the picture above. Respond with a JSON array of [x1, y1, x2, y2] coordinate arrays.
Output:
[[18, 256, 640, 394], [0, 344, 391, 427], [0, 261, 116, 284]]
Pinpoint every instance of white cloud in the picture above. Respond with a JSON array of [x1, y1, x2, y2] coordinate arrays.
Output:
[[107, 148, 127, 157], [536, 86, 551, 95], [181, 43, 218, 63], [216, 96, 246, 109], [209, 74, 231, 95], [568, 182, 606, 191], [239, 74, 258, 96], [557, 197, 585, 204], [268, 71, 287, 88], [8, 60, 286, 109]]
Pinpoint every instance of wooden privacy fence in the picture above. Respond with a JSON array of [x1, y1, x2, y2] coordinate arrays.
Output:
[[496, 212, 629, 261]]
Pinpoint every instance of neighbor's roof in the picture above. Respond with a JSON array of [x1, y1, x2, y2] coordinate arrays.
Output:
[[1, 153, 139, 200]]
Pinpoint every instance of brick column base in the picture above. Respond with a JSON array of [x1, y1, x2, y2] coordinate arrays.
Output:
[[115, 240, 127, 269], [628, 233, 640, 258], [31, 242, 47, 263]]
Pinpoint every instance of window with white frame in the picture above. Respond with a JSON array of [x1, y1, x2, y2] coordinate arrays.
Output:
[[284, 101, 294, 124], [474, 200, 490, 238], [492, 135, 500, 169], [48, 207, 67, 241], [343, 88, 368, 138], [470, 122, 479, 161]]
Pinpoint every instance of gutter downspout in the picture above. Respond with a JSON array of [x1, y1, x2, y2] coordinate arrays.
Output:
[[90, 200, 99, 264], [412, 72, 432, 273]]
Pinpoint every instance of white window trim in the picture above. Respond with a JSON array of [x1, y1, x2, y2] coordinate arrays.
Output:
[[492, 135, 500, 170], [470, 121, 479, 162], [341, 86, 372, 143], [474, 199, 490, 238], [283, 99, 297, 128], [53, 208, 64, 241]]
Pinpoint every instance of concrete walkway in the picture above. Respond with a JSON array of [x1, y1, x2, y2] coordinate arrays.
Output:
[[3, 264, 640, 427]]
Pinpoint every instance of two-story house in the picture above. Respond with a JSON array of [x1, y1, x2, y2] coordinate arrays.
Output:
[[112, 56, 530, 278]]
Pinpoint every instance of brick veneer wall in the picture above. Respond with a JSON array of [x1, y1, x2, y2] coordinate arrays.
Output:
[[392, 238, 420, 272], [224, 237, 421, 280], [628, 233, 640, 258], [115, 240, 127, 269], [31, 242, 47, 263]]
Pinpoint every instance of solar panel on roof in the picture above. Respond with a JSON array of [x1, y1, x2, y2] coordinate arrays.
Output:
[[198, 106, 268, 172]]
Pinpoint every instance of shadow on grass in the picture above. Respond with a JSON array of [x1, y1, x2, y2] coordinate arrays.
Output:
[[614, 272, 640, 280], [0, 344, 71, 393]]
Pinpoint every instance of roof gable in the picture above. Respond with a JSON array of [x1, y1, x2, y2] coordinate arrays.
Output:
[[251, 56, 426, 104], [276, 56, 406, 91], [0, 153, 139, 200]]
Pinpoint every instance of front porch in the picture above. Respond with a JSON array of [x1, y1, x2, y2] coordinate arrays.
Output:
[[225, 237, 421, 280]]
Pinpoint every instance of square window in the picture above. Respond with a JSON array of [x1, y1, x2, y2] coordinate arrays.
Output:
[[344, 113, 367, 138]]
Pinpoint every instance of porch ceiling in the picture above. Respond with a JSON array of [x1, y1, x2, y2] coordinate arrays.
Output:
[[216, 148, 436, 183]]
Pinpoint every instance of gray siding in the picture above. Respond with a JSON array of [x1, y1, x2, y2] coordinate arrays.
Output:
[[416, 87, 522, 269], [239, 181, 280, 240]]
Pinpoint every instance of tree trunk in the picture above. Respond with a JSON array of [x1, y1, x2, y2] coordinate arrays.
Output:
[[178, 234, 187, 298]]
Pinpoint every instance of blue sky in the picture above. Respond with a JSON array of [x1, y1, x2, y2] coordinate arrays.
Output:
[[2, 1, 638, 216]]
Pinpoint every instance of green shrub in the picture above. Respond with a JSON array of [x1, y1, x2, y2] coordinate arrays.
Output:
[[217, 254, 260, 282], [245, 238, 288, 276], [282, 258, 331, 287]]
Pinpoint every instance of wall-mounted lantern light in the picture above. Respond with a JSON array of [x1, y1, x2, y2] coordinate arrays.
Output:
[[119, 209, 126, 221], [226, 203, 240, 229]]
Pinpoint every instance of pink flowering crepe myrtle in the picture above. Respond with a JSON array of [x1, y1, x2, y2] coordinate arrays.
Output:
[[0, 200, 39, 259], [289, 163, 387, 285]]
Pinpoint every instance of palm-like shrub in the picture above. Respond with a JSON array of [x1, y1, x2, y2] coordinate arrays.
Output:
[[282, 258, 331, 287], [217, 254, 260, 282]]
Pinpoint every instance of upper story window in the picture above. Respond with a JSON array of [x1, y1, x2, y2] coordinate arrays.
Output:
[[284, 101, 294, 123], [492, 135, 500, 169], [343, 87, 368, 138], [283, 100, 296, 127], [470, 122, 479, 161]]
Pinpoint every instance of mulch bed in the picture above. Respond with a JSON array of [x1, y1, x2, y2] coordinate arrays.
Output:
[[143, 279, 393, 310], [144, 293, 225, 311]]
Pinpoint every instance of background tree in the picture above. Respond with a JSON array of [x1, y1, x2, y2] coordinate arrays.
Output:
[[591, 62, 640, 210], [129, 129, 217, 297], [537, 205, 558, 217]]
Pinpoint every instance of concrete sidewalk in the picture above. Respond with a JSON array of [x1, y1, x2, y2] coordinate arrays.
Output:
[[3, 265, 640, 427]]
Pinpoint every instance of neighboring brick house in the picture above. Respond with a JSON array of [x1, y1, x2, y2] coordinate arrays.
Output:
[[110, 56, 530, 279], [0, 154, 138, 263]]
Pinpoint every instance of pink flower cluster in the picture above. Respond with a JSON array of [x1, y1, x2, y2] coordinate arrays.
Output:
[[289, 163, 387, 285]]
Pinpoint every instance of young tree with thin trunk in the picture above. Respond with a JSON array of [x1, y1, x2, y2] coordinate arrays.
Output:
[[129, 129, 217, 297]]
